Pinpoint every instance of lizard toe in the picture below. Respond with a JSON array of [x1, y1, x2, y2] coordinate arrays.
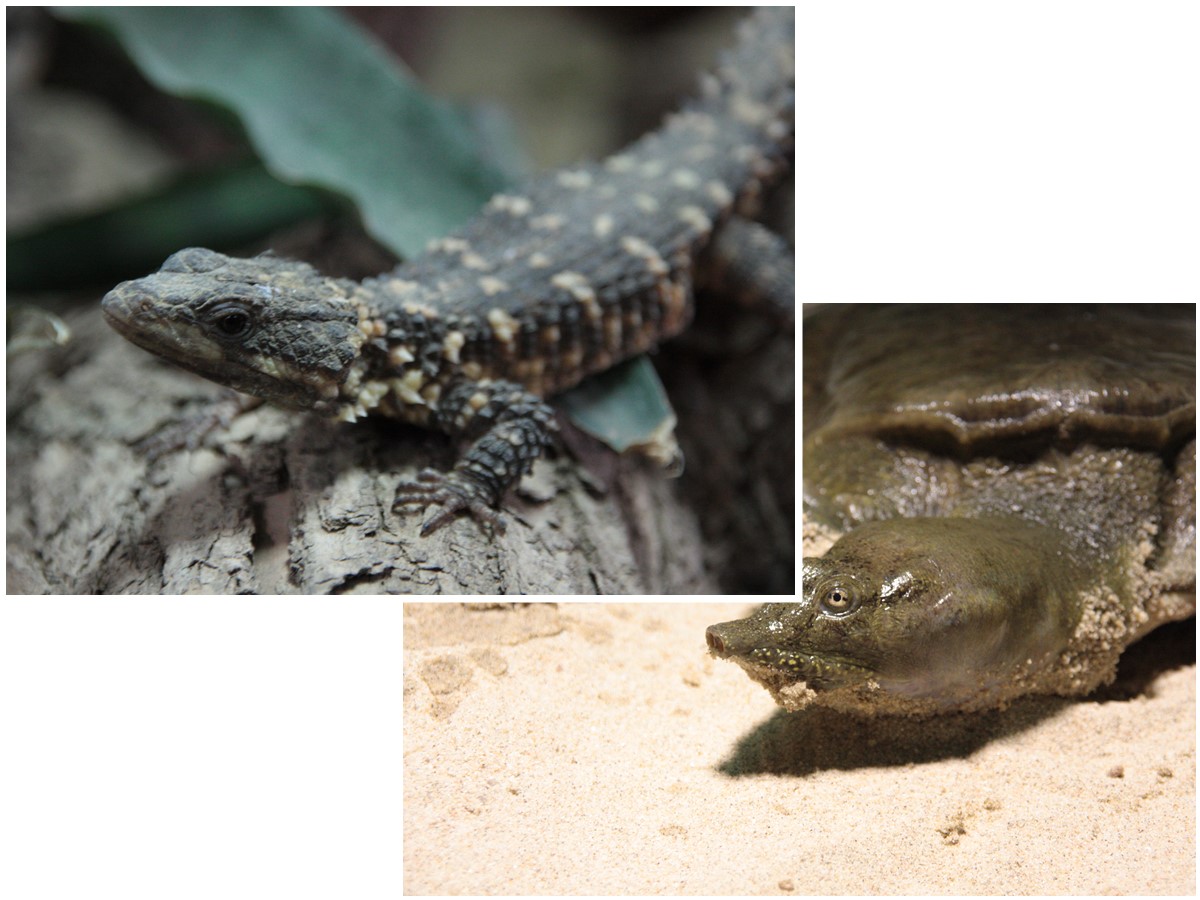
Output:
[[394, 470, 507, 535]]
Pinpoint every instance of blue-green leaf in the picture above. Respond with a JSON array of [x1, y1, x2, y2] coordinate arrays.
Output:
[[57, 6, 508, 256], [557, 357, 683, 473]]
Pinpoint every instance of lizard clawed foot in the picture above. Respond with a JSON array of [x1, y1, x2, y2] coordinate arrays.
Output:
[[393, 468, 507, 536]]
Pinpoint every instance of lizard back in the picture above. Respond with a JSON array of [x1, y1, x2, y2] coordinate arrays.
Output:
[[348, 7, 794, 407]]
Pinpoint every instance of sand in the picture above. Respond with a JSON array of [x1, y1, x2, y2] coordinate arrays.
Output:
[[403, 603, 1194, 895]]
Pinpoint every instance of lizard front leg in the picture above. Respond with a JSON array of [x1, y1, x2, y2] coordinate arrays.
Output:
[[393, 379, 557, 535]]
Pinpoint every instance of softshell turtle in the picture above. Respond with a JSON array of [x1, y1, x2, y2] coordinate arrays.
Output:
[[709, 304, 1195, 715]]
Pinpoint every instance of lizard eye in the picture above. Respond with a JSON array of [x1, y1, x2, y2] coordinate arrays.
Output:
[[211, 305, 253, 338]]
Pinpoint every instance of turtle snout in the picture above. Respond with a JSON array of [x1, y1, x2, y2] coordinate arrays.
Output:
[[705, 624, 732, 658]]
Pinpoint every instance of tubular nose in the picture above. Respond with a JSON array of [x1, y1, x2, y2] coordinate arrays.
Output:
[[705, 625, 729, 657]]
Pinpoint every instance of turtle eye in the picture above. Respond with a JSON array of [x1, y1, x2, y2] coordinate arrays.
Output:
[[819, 581, 861, 616], [211, 304, 253, 338]]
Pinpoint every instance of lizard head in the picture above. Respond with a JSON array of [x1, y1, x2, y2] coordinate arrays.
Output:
[[102, 248, 365, 413]]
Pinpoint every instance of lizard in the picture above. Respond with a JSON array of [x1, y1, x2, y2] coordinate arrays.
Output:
[[101, 7, 795, 536]]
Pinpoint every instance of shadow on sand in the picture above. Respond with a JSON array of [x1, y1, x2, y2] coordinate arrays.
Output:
[[716, 617, 1194, 777]]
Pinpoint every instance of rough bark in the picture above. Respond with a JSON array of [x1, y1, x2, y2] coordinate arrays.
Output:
[[7, 300, 792, 595]]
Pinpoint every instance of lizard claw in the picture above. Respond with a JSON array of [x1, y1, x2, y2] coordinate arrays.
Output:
[[393, 468, 507, 536]]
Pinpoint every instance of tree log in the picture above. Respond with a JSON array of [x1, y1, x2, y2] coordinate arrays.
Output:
[[7, 299, 792, 594]]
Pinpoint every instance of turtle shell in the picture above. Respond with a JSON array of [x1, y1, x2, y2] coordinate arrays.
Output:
[[805, 305, 1194, 455]]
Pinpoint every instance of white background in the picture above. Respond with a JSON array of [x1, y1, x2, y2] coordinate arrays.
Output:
[[797, 0, 1199, 301]]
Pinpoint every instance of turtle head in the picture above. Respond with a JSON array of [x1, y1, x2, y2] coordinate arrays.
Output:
[[707, 545, 951, 695], [708, 517, 1084, 712], [102, 248, 365, 414]]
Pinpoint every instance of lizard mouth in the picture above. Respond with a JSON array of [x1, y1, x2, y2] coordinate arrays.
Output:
[[102, 285, 234, 383], [101, 284, 206, 361], [101, 286, 155, 342], [101, 282, 336, 411]]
